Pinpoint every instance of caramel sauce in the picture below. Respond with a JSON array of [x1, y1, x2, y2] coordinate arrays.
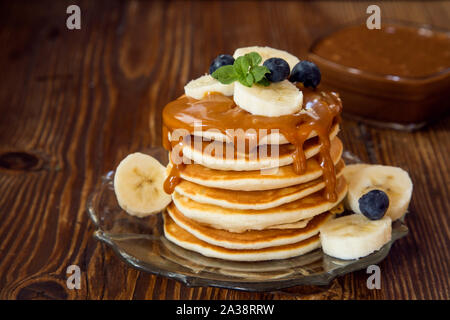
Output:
[[164, 162, 184, 195], [162, 87, 342, 201], [313, 24, 450, 78], [163, 138, 185, 194]]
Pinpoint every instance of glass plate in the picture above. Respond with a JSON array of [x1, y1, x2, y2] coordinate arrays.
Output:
[[87, 147, 408, 292]]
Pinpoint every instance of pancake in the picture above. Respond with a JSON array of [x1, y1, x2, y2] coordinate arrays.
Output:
[[167, 203, 333, 249], [177, 137, 343, 191], [172, 176, 348, 232], [179, 124, 339, 171], [163, 212, 322, 261], [161, 236, 322, 274], [268, 218, 312, 229], [170, 127, 292, 146], [175, 160, 345, 210]]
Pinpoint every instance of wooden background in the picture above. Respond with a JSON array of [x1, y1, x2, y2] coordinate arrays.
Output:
[[0, 0, 448, 300]]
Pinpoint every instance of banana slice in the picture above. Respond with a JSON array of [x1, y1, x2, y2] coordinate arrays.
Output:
[[346, 165, 413, 221], [233, 46, 300, 70], [342, 163, 369, 182], [184, 74, 234, 100], [342, 164, 369, 212], [114, 153, 172, 217], [234, 80, 303, 116], [320, 214, 392, 260]]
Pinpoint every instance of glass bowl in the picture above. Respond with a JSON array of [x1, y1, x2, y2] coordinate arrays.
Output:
[[308, 20, 450, 131]]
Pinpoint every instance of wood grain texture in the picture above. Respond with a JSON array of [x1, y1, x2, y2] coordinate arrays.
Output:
[[0, 0, 448, 300]]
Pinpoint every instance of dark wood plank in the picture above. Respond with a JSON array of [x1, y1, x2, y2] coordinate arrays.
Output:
[[0, 0, 448, 300]]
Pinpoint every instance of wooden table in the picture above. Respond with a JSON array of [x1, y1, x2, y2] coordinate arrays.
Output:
[[0, 0, 448, 300]]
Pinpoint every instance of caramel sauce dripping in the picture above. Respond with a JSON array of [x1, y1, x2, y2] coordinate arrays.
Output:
[[163, 137, 185, 194], [161, 87, 342, 201], [164, 162, 184, 195]]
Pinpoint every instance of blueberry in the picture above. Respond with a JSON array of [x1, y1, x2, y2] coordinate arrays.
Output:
[[358, 190, 390, 220], [289, 61, 321, 88], [209, 54, 235, 74], [263, 58, 290, 82]]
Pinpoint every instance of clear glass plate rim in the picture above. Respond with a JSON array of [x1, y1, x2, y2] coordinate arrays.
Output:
[[92, 227, 406, 291], [85, 148, 409, 291]]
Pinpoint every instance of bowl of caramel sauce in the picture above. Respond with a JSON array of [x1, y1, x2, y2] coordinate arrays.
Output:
[[309, 21, 450, 130]]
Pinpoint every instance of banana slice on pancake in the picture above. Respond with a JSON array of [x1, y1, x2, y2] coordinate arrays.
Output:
[[233, 46, 300, 70], [232, 46, 303, 117], [233, 80, 303, 117], [184, 74, 234, 99], [344, 165, 413, 221], [114, 153, 172, 217], [320, 214, 392, 260]]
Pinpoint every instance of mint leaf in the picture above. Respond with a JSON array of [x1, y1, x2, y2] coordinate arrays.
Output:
[[237, 73, 253, 87], [246, 52, 262, 66], [251, 65, 269, 82], [246, 73, 254, 84], [212, 65, 238, 84], [211, 52, 270, 87], [257, 77, 270, 86], [234, 55, 250, 78]]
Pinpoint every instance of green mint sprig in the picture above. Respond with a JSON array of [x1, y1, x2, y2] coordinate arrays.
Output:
[[211, 52, 270, 87]]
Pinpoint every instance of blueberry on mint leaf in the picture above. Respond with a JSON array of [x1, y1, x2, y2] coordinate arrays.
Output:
[[358, 189, 389, 220], [290, 61, 321, 88], [209, 54, 235, 74], [263, 58, 290, 82]]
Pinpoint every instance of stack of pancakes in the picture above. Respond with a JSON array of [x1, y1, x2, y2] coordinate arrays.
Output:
[[163, 123, 347, 261]]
